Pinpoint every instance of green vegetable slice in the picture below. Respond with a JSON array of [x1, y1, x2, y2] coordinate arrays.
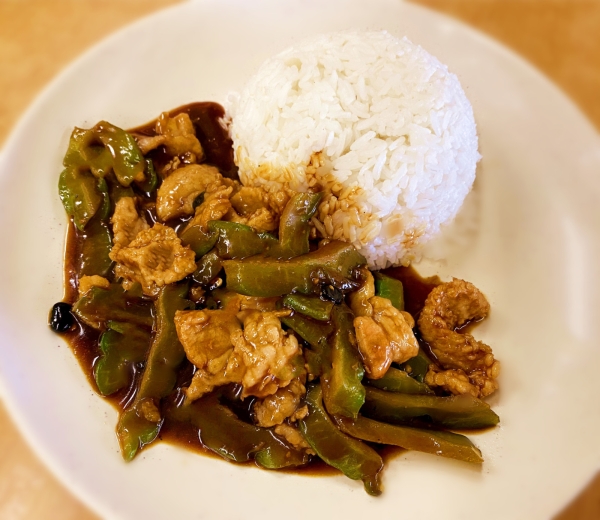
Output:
[[322, 304, 365, 418], [299, 384, 383, 496], [169, 393, 310, 469], [365, 367, 434, 395], [58, 166, 102, 231], [94, 121, 145, 187], [191, 249, 223, 286], [223, 241, 366, 297], [117, 283, 193, 461], [282, 294, 334, 321], [72, 283, 152, 330], [209, 220, 278, 259], [399, 348, 433, 383], [374, 272, 404, 311], [94, 321, 151, 396], [362, 387, 500, 429], [335, 415, 483, 464], [281, 313, 332, 380], [267, 192, 322, 259], [77, 177, 112, 277]]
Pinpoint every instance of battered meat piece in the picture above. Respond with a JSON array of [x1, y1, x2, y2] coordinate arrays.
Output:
[[155, 164, 224, 221], [230, 186, 268, 215], [186, 185, 233, 231], [424, 365, 481, 398], [238, 295, 280, 312], [78, 275, 110, 296], [176, 302, 241, 369], [418, 279, 500, 398], [135, 135, 164, 156], [139, 398, 161, 423], [175, 300, 245, 401], [135, 112, 204, 160], [349, 269, 419, 378], [110, 197, 149, 256], [186, 357, 245, 401], [226, 185, 292, 232], [110, 223, 196, 296], [231, 310, 301, 398], [176, 302, 302, 401], [253, 378, 307, 427], [274, 423, 315, 454], [227, 207, 278, 232], [156, 112, 204, 158]]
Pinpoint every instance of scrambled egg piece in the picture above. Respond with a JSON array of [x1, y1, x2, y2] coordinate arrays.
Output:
[[110, 223, 196, 296], [349, 269, 419, 379]]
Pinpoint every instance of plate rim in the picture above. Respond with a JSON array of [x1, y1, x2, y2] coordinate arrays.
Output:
[[0, 0, 599, 518]]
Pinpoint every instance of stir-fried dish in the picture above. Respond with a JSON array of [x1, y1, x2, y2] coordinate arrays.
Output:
[[50, 102, 500, 495]]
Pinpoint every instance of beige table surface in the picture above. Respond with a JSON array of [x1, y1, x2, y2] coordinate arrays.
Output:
[[1, 1, 599, 518]]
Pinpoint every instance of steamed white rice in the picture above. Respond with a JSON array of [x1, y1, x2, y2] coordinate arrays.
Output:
[[227, 30, 480, 268]]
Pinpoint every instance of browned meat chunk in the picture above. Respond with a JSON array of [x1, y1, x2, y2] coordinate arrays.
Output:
[[110, 223, 196, 296], [274, 423, 315, 454], [139, 398, 161, 423], [175, 302, 301, 402], [175, 301, 245, 401], [156, 164, 224, 221], [187, 185, 233, 231], [227, 207, 278, 232], [350, 269, 419, 378], [135, 135, 165, 155], [176, 304, 241, 369], [253, 378, 307, 427], [418, 279, 500, 398], [424, 365, 480, 398], [110, 197, 149, 255], [185, 355, 245, 402], [231, 310, 301, 398], [238, 295, 280, 312], [156, 112, 204, 159], [348, 268, 376, 316], [264, 188, 293, 216], [78, 275, 110, 296], [230, 186, 267, 215], [226, 185, 292, 232], [135, 112, 204, 160]]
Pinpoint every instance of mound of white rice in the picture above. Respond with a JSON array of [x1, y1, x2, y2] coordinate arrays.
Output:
[[228, 30, 480, 268]]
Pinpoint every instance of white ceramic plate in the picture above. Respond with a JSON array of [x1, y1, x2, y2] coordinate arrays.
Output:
[[1, 0, 600, 518]]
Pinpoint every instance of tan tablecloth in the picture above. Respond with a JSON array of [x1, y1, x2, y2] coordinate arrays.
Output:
[[0, 1, 598, 518]]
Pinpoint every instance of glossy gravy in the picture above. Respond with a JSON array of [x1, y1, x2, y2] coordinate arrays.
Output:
[[58, 102, 443, 474]]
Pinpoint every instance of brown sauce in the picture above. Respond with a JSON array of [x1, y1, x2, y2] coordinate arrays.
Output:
[[381, 265, 440, 319], [56, 102, 456, 477], [129, 102, 237, 179]]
